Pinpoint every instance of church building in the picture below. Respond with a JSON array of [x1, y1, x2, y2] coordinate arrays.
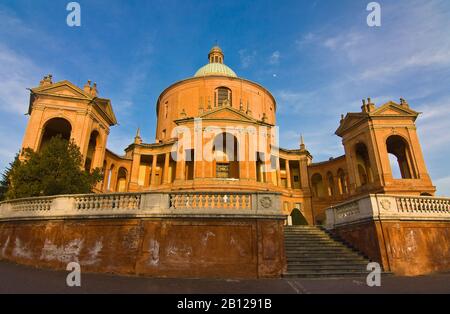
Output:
[[20, 46, 436, 225]]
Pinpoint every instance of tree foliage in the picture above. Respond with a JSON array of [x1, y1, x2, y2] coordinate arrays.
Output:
[[2, 136, 102, 200], [0, 155, 19, 201]]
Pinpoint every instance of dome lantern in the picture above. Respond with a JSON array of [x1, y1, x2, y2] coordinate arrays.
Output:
[[208, 46, 224, 64], [194, 46, 237, 78]]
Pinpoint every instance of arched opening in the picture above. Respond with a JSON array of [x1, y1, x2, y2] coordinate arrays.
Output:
[[116, 167, 128, 192], [355, 143, 373, 186], [326, 172, 335, 196], [290, 208, 308, 225], [337, 168, 348, 195], [85, 131, 100, 172], [106, 164, 115, 191], [213, 133, 239, 179], [39, 118, 72, 151], [215, 87, 232, 107], [386, 135, 416, 179], [311, 173, 325, 198]]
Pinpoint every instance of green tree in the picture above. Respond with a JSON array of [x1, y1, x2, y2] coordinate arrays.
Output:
[[0, 155, 20, 201], [4, 136, 102, 200]]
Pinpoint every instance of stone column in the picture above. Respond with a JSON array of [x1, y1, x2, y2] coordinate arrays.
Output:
[[299, 158, 309, 189], [163, 152, 170, 184], [276, 157, 282, 187], [150, 154, 157, 186], [21, 106, 44, 155], [285, 159, 292, 188], [129, 149, 141, 191], [175, 150, 186, 180]]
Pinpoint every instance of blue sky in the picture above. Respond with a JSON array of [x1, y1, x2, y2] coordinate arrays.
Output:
[[1, 0, 450, 195]]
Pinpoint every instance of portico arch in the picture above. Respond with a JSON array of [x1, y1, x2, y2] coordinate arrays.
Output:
[[386, 135, 417, 179], [85, 130, 100, 171], [38, 118, 72, 151], [355, 142, 373, 186], [116, 167, 128, 192]]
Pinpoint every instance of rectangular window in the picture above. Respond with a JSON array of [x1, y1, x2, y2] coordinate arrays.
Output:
[[216, 163, 230, 178]]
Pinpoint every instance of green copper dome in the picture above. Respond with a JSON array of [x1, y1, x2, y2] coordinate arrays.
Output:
[[194, 62, 237, 78]]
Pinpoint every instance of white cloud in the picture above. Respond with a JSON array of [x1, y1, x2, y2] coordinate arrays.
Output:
[[0, 45, 42, 114], [238, 49, 256, 69], [295, 32, 316, 49], [269, 51, 280, 65]]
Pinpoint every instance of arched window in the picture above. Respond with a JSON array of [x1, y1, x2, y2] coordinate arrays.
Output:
[[386, 135, 416, 179], [326, 172, 335, 196], [39, 118, 72, 151], [337, 168, 348, 194], [355, 143, 373, 186], [116, 167, 128, 192], [85, 130, 100, 172], [213, 133, 239, 179], [215, 87, 232, 107], [311, 173, 325, 198]]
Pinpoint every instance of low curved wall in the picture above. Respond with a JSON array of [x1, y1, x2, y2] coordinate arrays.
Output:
[[326, 194, 450, 276], [0, 192, 286, 279]]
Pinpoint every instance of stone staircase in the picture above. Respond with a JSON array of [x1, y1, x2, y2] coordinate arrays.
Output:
[[283, 225, 373, 278]]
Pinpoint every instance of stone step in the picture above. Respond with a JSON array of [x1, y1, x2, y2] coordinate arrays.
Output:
[[286, 248, 359, 258], [285, 232, 337, 236], [284, 231, 327, 235], [287, 265, 368, 272], [285, 237, 344, 242], [284, 234, 333, 239], [286, 252, 364, 258], [283, 271, 370, 279], [285, 244, 345, 248], [286, 256, 367, 262], [284, 226, 372, 278], [286, 260, 368, 266], [286, 246, 356, 254]]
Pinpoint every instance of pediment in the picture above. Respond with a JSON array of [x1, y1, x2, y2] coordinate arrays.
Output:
[[371, 101, 419, 117], [93, 98, 118, 126], [199, 106, 256, 122], [335, 113, 367, 136], [32, 80, 91, 99]]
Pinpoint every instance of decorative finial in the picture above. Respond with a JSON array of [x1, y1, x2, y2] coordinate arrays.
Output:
[[83, 80, 91, 93], [400, 98, 409, 107], [300, 134, 306, 150], [134, 127, 142, 144], [91, 82, 98, 97], [40, 74, 53, 86]]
